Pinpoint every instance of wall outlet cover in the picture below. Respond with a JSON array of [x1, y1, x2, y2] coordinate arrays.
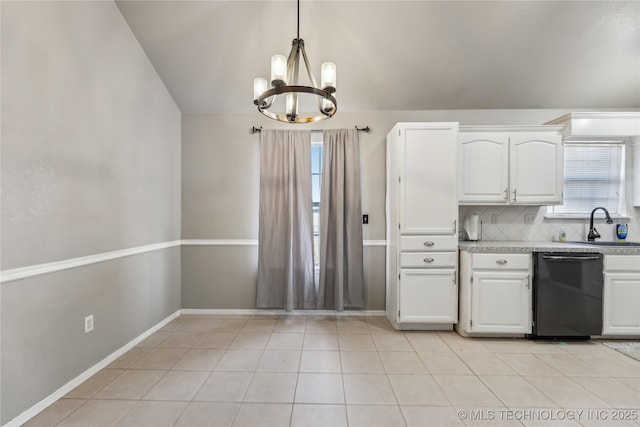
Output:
[[525, 214, 535, 224], [84, 315, 94, 333]]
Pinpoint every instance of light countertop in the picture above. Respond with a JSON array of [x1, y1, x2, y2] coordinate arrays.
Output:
[[458, 240, 640, 255]]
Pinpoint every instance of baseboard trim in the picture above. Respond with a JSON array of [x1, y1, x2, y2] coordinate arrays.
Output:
[[2, 310, 181, 427], [181, 308, 386, 317], [1, 241, 182, 284]]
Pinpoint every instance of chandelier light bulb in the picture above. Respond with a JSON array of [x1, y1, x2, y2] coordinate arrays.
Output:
[[271, 55, 287, 87], [321, 62, 336, 92], [285, 93, 295, 117], [253, 78, 268, 103]]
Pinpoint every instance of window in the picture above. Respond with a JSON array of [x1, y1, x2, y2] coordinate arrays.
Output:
[[311, 135, 323, 272], [548, 142, 626, 216]]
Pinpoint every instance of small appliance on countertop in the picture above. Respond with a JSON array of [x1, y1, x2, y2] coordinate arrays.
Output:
[[463, 214, 481, 241]]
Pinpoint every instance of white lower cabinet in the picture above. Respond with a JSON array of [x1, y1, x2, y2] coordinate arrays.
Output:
[[603, 255, 640, 336], [470, 271, 531, 333], [458, 251, 532, 336], [399, 269, 457, 323]]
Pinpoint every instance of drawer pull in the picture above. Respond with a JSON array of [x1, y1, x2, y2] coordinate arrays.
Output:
[[423, 241, 435, 247], [496, 259, 508, 265], [424, 257, 435, 263]]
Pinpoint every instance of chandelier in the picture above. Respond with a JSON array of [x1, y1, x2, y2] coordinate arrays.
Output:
[[253, 0, 337, 123]]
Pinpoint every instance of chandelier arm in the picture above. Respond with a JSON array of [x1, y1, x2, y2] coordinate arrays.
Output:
[[299, 44, 319, 89], [257, 93, 275, 111], [298, 43, 325, 114]]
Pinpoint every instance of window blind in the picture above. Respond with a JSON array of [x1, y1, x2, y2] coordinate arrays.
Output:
[[550, 143, 625, 215]]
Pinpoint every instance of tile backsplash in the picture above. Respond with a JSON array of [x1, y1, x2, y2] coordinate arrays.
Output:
[[459, 205, 639, 242]]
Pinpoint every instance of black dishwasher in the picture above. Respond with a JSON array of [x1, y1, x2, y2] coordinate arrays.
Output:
[[532, 252, 603, 339]]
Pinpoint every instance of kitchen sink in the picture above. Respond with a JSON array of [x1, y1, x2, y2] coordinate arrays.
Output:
[[568, 241, 640, 247]]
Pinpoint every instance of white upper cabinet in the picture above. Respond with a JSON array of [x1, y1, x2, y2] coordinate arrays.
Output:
[[459, 126, 564, 205], [399, 125, 458, 234], [459, 132, 509, 203], [509, 133, 563, 204]]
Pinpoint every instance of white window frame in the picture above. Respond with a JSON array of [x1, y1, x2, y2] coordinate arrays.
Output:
[[546, 141, 628, 219], [311, 133, 323, 275]]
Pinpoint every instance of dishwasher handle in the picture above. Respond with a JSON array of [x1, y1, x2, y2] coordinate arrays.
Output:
[[541, 255, 601, 261]]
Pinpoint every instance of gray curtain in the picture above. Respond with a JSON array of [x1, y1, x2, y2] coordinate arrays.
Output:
[[318, 129, 364, 310], [257, 129, 317, 310]]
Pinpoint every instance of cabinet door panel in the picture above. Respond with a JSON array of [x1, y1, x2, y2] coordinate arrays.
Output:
[[509, 133, 563, 204], [471, 271, 531, 333], [603, 273, 640, 335], [400, 127, 457, 234], [399, 269, 457, 323], [459, 133, 509, 204]]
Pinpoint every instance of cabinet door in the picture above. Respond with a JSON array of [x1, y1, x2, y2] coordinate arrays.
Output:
[[509, 133, 563, 204], [400, 125, 458, 234], [459, 133, 509, 204], [471, 271, 531, 333], [399, 269, 457, 323], [603, 273, 640, 335]]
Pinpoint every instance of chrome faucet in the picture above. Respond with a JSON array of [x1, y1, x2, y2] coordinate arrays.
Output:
[[588, 207, 613, 241]]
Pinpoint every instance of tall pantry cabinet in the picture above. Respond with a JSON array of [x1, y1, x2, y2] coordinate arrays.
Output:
[[386, 123, 459, 330]]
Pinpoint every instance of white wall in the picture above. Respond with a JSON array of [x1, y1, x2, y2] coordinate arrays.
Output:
[[1, 2, 181, 423]]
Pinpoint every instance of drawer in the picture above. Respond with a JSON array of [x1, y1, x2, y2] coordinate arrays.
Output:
[[472, 253, 530, 270], [400, 235, 458, 252], [400, 252, 457, 268], [605, 255, 640, 272]]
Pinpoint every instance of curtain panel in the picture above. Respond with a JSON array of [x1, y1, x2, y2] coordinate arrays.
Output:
[[318, 128, 365, 310], [256, 129, 316, 310]]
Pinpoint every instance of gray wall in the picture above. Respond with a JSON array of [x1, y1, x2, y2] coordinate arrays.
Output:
[[181, 109, 630, 310], [1, 2, 181, 423]]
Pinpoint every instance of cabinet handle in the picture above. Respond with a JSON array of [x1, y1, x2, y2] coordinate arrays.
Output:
[[423, 257, 435, 263], [512, 189, 517, 202], [525, 276, 530, 289], [496, 259, 508, 265], [423, 241, 435, 247], [504, 187, 509, 201], [452, 220, 457, 232]]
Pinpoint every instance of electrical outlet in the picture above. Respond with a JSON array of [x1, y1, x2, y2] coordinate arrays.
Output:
[[491, 214, 499, 224], [363, 214, 369, 224], [525, 214, 535, 224], [84, 315, 94, 333]]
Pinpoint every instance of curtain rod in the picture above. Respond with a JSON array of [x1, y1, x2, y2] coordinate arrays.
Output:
[[250, 126, 370, 134]]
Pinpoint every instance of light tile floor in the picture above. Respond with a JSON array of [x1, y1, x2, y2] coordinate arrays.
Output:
[[24, 315, 640, 427]]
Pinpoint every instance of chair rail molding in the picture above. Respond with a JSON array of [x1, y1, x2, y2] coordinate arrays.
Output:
[[1, 239, 388, 284]]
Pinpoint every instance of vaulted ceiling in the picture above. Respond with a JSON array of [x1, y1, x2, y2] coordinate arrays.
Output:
[[115, 0, 640, 114]]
